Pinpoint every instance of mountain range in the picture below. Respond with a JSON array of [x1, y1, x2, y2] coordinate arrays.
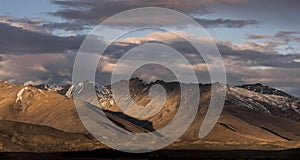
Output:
[[0, 79, 299, 152]]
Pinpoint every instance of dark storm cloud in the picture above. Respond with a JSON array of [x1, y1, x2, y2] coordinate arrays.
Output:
[[217, 42, 300, 68], [209, 0, 300, 26], [0, 23, 85, 54], [51, 0, 210, 24], [94, 38, 300, 97], [195, 18, 258, 28], [51, 0, 256, 28], [0, 52, 76, 85], [103, 32, 300, 70]]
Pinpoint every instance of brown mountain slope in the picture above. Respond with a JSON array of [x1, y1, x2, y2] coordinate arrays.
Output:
[[0, 80, 299, 151], [106, 80, 300, 150], [0, 120, 104, 152], [0, 81, 156, 133], [0, 81, 86, 133]]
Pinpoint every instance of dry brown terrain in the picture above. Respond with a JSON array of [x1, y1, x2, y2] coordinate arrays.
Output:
[[0, 79, 299, 152], [0, 120, 104, 152]]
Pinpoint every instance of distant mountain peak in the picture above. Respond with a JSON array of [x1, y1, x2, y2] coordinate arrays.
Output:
[[236, 83, 293, 98], [1, 79, 300, 152]]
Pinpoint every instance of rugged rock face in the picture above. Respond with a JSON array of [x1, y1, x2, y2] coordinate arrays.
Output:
[[227, 86, 300, 122], [237, 83, 293, 98], [0, 79, 300, 152], [24, 80, 115, 109]]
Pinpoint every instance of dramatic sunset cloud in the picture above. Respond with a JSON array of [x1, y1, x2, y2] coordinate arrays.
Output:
[[0, 0, 300, 96]]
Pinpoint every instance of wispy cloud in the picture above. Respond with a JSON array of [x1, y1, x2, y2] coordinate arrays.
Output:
[[0, 16, 46, 32], [195, 18, 258, 28]]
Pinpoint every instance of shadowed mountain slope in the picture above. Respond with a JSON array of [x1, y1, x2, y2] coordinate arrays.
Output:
[[0, 79, 299, 151], [0, 120, 104, 152]]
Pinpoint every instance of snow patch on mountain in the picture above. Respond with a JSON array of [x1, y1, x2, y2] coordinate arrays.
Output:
[[237, 83, 292, 98], [47, 85, 63, 92], [16, 87, 29, 103], [227, 86, 300, 121], [21, 79, 300, 120], [38, 89, 47, 96], [65, 85, 75, 98], [61, 81, 114, 109], [24, 81, 44, 86]]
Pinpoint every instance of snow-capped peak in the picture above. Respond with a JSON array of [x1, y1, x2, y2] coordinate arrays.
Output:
[[237, 83, 293, 98], [227, 85, 300, 121], [24, 80, 44, 87]]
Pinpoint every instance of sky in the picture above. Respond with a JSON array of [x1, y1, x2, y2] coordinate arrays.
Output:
[[0, 0, 300, 97]]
